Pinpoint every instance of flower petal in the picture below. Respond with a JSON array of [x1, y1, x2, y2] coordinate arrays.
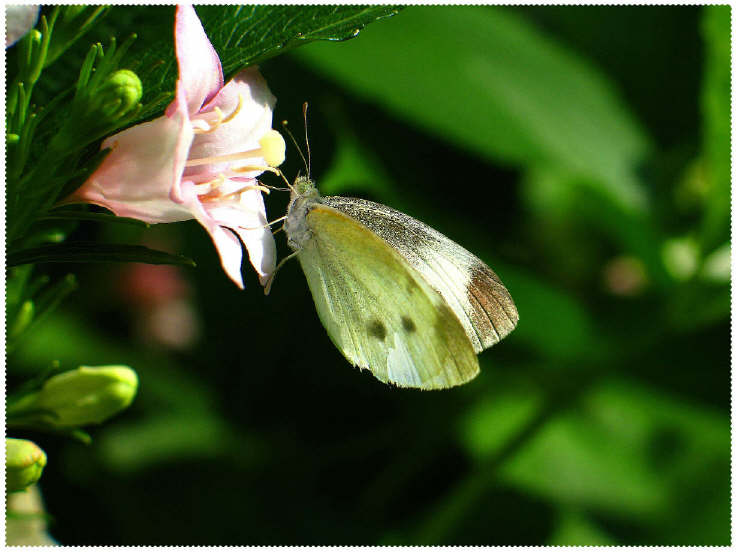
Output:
[[176, 180, 245, 288], [6, 5, 39, 47], [174, 4, 223, 114], [205, 187, 277, 284], [185, 67, 276, 183], [205, 224, 245, 289], [64, 98, 195, 224]]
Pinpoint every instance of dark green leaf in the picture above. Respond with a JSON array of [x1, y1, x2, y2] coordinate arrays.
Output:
[[129, 5, 401, 119], [203, 5, 402, 75], [42, 210, 151, 228], [7, 242, 196, 267]]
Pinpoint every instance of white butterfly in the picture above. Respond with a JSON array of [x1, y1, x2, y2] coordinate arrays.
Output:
[[274, 175, 518, 390]]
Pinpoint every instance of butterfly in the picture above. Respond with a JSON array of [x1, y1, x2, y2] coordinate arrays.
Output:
[[272, 173, 518, 390]]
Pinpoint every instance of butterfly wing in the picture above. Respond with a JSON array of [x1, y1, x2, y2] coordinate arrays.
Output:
[[322, 196, 518, 354], [296, 203, 479, 389]]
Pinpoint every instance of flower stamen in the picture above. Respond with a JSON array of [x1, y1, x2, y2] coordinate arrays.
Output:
[[193, 107, 224, 134], [192, 94, 243, 135], [194, 174, 226, 195], [184, 130, 286, 168], [220, 94, 244, 124]]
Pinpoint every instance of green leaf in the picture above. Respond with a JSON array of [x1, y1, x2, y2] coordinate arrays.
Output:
[[291, 7, 651, 213], [7, 275, 78, 353], [548, 510, 616, 546], [22, 274, 78, 338], [496, 264, 603, 362], [460, 384, 543, 459], [42, 210, 151, 228], [499, 378, 729, 534], [44, 6, 110, 69], [202, 5, 402, 74], [7, 242, 196, 268], [129, 5, 402, 119], [698, 6, 730, 254]]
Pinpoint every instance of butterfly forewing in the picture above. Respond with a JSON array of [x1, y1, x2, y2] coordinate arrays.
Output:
[[297, 203, 480, 389], [321, 196, 518, 353]]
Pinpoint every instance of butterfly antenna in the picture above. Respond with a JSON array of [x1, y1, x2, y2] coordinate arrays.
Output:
[[281, 119, 309, 175], [303, 102, 312, 179]]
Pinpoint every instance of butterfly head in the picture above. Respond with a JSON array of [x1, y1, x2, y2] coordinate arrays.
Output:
[[293, 175, 318, 198]]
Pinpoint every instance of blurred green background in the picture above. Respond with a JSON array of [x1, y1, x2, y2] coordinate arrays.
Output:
[[10, 5, 730, 545]]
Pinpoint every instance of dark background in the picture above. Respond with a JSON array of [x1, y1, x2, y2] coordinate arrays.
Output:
[[11, 6, 730, 545]]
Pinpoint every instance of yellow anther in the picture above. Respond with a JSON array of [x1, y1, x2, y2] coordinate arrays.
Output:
[[258, 130, 286, 167], [185, 131, 285, 169]]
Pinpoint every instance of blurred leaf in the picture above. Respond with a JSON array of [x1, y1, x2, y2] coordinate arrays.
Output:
[[698, 241, 730, 283], [318, 112, 398, 202], [292, 6, 651, 213], [96, 415, 238, 474], [498, 264, 604, 362], [460, 384, 543, 459], [521, 168, 671, 287], [698, 6, 730, 254], [499, 377, 729, 538], [666, 281, 729, 331], [548, 509, 616, 545], [662, 235, 699, 280], [131, 5, 401, 118], [7, 242, 196, 267]]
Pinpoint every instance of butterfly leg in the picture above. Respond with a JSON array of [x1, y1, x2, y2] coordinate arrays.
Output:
[[264, 250, 300, 296]]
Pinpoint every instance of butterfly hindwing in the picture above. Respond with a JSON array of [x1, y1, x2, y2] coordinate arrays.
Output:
[[321, 196, 518, 354], [297, 203, 480, 389]]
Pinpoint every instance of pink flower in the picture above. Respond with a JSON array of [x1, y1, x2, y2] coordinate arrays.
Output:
[[65, 5, 285, 288]]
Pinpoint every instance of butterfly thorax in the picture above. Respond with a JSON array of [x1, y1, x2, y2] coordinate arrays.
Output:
[[285, 176, 321, 251]]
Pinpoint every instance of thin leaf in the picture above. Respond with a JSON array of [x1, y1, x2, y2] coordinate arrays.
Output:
[[44, 6, 110, 69], [18, 274, 78, 346], [42, 210, 151, 228], [7, 242, 196, 268]]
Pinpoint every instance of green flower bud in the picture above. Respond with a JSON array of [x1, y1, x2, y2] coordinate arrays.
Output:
[[90, 69, 142, 121], [6, 438, 46, 492], [49, 69, 142, 155], [9, 365, 138, 429], [36, 365, 138, 427]]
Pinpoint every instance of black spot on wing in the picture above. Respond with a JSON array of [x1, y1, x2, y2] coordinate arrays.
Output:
[[368, 319, 387, 340], [401, 316, 416, 333]]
